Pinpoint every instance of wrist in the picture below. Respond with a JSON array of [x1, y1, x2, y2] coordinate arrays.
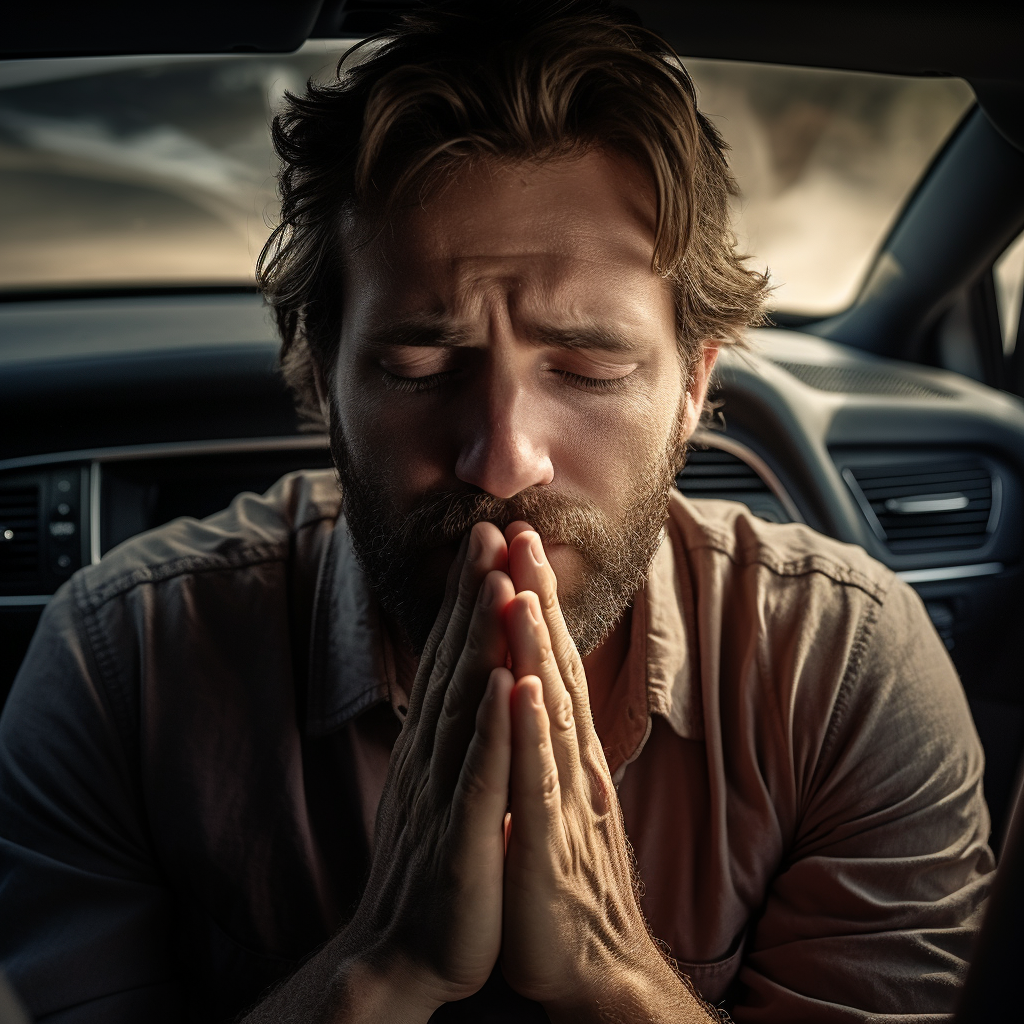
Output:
[[543, 940, 712, 1024], [330, 942, 445, 1024]]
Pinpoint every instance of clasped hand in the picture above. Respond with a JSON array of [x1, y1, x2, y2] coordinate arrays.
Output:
[[346, 521, 688, 1022]]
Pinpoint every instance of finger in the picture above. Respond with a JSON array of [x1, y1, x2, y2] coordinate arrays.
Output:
[[507, 676, 564, 864], [503, 519, 535, 547], [505, 593, 582, 791], [449, 668, 514, 849], [429, 569, 515, 792], [406, 521, 508, 734], [507, 530, 593, 731], [403, 530, 470, 726]]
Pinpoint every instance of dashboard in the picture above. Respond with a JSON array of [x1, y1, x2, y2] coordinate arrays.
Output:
[[2, 291, 1023, 839]]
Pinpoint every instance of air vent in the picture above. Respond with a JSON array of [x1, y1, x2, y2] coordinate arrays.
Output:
[[843, 460, 993, 553], [678, 447, 792, 523], [0, 485, 41, 577], [773, 361, 953, 399]]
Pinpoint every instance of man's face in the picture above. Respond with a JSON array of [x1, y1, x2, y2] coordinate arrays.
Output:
[[329, 149, 713, 653]]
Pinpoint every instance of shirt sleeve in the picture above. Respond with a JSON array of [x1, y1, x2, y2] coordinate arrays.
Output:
[[733, 577, 995, 1023], [0, 581, 183, 1023]]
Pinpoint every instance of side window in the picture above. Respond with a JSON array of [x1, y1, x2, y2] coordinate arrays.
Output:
[[994, 229, 1024, 368], [932, 227, 1024, 396]]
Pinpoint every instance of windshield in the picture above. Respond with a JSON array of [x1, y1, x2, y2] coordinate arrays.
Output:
[[0, 43, 973, 316]]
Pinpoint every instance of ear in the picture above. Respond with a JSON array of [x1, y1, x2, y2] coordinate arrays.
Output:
[[679, 342, 720, 442]]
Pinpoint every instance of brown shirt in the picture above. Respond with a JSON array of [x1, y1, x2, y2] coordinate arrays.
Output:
[[0, 470, 993, 1022]]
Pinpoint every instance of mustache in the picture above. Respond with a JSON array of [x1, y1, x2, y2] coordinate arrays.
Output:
[[391, 487, 610, 554]]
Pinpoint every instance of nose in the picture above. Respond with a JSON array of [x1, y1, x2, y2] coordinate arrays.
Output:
[[454, 376, 554, 499]]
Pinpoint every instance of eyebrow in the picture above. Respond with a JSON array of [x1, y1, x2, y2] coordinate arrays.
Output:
[[363, 315, 473, 350], [366, 316, 638, 355], [529, 324, 638, 354]]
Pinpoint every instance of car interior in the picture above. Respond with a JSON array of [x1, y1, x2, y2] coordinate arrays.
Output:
[[1, 1, 1023, 1017]]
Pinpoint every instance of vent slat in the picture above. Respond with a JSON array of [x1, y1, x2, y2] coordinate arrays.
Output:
[[853, 461, 981, 477], [682, 468, 754, 478], [881, 519, 991, 537], [684, 464, 759, 477], [860, 475, 989, 495], [885, 522, 989, 539], [874, 503, 991, 519], [678, 448, 772, 498]]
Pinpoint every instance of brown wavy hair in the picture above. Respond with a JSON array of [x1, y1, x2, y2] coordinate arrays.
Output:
[[258, 0, 768, 426]]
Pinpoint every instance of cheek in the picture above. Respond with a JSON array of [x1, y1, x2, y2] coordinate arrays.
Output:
[[552, 373, 683, 497], [332, 353, 454, 497]]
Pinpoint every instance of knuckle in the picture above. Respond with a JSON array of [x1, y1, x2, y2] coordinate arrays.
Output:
[[458, 765, 491, 803], [564, 660, 587, 695], [441, 678, 463, 719], [539, 764, 561, 803], [551, 691, 575, 732], [474, 692, 496, 737], [457, 757, 503, 813], [460, 627, 486, 662], [539, 641, 557, 670], [455, 574, 477, 607], [431, 644, 457, 683]]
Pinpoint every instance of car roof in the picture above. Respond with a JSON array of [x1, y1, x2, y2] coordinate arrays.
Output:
[[5, 1, 1023, 81], [8, 3, 1022, 151]]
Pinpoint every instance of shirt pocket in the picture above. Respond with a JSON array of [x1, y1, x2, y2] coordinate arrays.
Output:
[[674, 931, 746, 1005]]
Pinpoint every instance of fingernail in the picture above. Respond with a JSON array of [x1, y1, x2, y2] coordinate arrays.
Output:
[[468, 528, 483, 562], [527, 595, 542, 624], [479, 574, 495, 608], [529, 535, 545, 566]]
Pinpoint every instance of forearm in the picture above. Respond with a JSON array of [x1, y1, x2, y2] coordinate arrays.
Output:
[[544, 949, 719, 1024], [241, 930, 441, 1024]]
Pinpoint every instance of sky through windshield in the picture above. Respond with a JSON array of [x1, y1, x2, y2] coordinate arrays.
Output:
[[0, 42, 973, 316]]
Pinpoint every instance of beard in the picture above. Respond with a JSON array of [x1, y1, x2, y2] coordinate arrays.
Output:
[[329, 396, 687, 656]]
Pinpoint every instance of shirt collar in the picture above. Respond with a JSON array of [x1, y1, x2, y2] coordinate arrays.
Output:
[[306, 499, 702, 742], [306, 517, 390, 736], [644, 500, 703, 741]]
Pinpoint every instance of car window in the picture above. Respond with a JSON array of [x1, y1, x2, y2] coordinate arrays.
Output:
[[686, 61, 973, 316], [994, 229, 1024, 354], [0, 42, 973, 318]]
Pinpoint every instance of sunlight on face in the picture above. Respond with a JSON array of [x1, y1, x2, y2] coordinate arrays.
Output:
[[330, 150, 712, 650]]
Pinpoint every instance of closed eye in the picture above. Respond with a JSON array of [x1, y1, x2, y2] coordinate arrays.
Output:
[[380, 368, 458, 393], [552, 368, 634, 391], [380, 365, 635, 393]]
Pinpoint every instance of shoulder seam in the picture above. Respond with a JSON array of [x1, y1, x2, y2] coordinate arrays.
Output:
[[690, 531, 887, 605], [81, 542, 288, 613], [81, 492, 340, 613]]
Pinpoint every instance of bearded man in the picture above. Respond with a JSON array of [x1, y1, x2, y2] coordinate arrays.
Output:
[[0, 3, 993, 1023]]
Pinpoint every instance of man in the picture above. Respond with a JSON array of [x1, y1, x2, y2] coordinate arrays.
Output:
[[0, 2, 993, 1022]]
